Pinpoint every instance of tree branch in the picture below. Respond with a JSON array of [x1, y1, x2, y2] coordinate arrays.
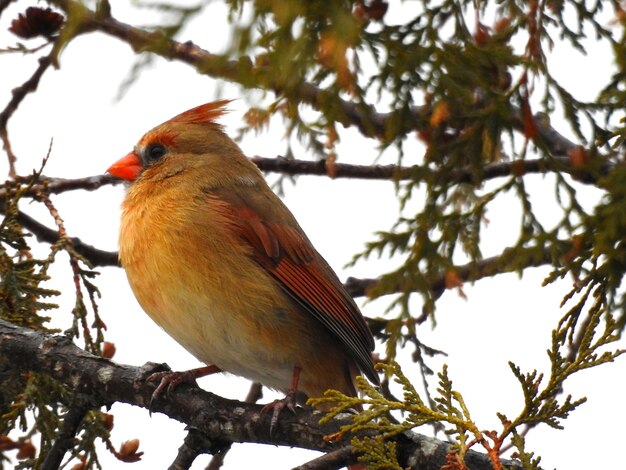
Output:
[[47, 0, 606, 174], [293, 445, 356, 470], [1, 198, 564, 298], [345, 242, 562, 300], [0, 51, 54, 177], [250, 154, 610, 185], [169, 428, 227, 470], [205, 382, 263, 470], [4, 173, 121, 197], [0, 319, 522, 470], [0, 0, 17, 17], [0, 149, 606, 215], [9, 209, 120, 267], [41, 403, 90, 470], [0, 173, 120, 222]]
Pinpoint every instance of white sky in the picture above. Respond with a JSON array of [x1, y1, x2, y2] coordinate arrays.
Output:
[[1, 1, 624, 469]]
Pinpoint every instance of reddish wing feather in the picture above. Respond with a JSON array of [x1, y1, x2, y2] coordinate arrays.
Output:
[[236, 206, 281, 259], [218, 193, 378, 384]]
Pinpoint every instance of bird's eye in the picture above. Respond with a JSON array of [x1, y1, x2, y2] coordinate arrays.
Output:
[[145, 143, 167, 162]]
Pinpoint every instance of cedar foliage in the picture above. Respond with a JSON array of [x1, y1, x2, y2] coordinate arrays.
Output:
[[1, 0, 625, 469]]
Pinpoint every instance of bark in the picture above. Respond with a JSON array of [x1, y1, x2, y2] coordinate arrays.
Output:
[[0, 319, 522, 469]]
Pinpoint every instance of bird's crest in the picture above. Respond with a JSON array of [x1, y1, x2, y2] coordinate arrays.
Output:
[[166, 100, 232, 126]]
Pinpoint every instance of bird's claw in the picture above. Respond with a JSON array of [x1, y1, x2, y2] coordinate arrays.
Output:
[[146, 370, 199, 410], [145, 365, 222, 412], [261, 390, 298, 436]]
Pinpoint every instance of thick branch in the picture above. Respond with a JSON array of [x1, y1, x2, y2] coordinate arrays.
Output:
[[0, 319, 339, 451], [205, 382, 263, 470], [0, 319, 522, 470]]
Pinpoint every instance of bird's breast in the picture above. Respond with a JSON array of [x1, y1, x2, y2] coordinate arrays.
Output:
[[120, 191, 276, 317]]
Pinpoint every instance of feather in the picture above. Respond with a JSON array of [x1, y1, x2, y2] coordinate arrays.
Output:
[[166, 100, 232, 126], [211, 187, 379, 385]]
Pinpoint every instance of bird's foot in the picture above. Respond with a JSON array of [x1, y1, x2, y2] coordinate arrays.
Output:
[[261, 389, 298, 435], [147, 365, 221, 409], [261, 365, 302, 435]]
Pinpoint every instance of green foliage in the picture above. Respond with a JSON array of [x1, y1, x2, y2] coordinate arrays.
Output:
[[351, 435, 402, 470], [0, 170, 108, 468], [585, 165, 626, 327], [67, 410, 114, 470], [0, 181, 59, 331], [313, 292, 623, 470], [7, 373, 68, 469], [3, 0, 626, 468], [300, 0, 622, 336], [509, 430, 541, 470], [96, 0, 626, 340], [2, 373, 110, 470], [311, 363, 484, 468]]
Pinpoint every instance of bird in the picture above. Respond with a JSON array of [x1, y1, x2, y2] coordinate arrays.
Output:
[[107, 100, 379, 421]]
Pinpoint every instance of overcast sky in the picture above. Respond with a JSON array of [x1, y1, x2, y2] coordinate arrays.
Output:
[[1, 1, 624, 469]]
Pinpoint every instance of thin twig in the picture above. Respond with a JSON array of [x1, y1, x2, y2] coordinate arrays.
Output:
[[243, 382, 263, 403], [4, 201, 564, 299], [204, 446, 229, 470], [0, 151, 608, 207], [0, 0, 17, 16], [251, 154, 610, 185], [0, 173, 120, 198], [40, 403, 90, 470], [6, 208, 119, 266], [345, 241, 563, 301], [47, 0, 604, 168], [34, 189, 102, 349], [293, 445, 356, 470], [0, 51, 54, 177], [169, 429, 229, 470]]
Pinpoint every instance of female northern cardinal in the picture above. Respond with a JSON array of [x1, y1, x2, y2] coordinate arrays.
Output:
[[107, 101, 379, 419]]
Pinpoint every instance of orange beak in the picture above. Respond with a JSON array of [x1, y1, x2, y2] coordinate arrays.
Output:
[[107, 152, 143, 181]]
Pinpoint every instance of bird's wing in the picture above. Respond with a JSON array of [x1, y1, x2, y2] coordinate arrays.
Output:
[[209, 186, 378, 384]]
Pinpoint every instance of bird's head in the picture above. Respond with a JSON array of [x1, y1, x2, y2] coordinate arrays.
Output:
[[107, 100, 240, 182]]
